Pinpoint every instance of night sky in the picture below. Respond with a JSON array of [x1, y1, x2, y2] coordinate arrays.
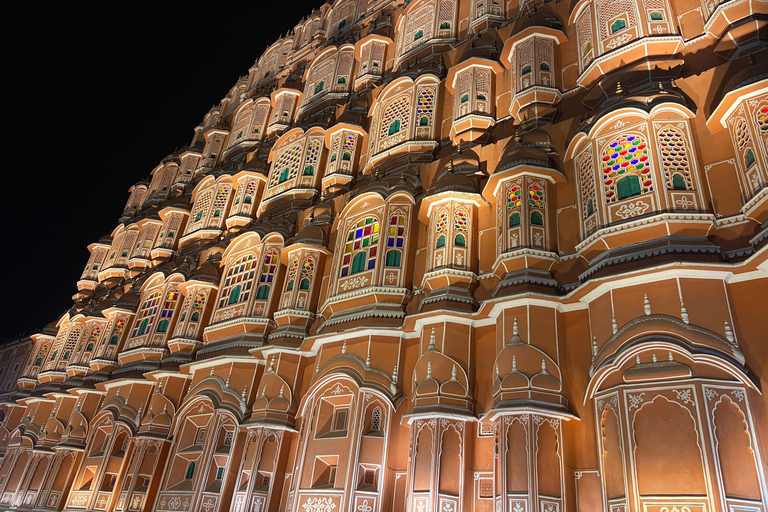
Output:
[[1, 1, 324, 341]]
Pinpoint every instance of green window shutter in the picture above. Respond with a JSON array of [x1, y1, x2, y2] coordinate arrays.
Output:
[[351, 252, 367, 274]]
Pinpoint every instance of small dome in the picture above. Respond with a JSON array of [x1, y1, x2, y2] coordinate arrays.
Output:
[[497, 130, 555, 172], [431, 167, 479, 195], [458, 34, 500, 63], [192, 260, 220, 284], [294, 222, 327, 247]]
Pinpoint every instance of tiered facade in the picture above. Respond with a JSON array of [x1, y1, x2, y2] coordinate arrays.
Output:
[[1, 0, 767, 511]]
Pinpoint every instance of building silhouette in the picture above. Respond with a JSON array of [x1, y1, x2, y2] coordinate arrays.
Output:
[[0, 0, 767, 511]]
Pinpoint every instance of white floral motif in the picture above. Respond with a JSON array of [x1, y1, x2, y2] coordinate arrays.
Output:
[[302, 497, 336, 512], [513, 503, 524, 512], [606, 33, 633, 50], [341, 276, 368, 291], [627, 393, 645, 410], [673, 389, 694, 406], [533, 232, 543, 246], [168, 496, 182, 511], [456, 252, 464, 265], [357, 500, 373, 512], [441, 502, 455, 512], [616, 201, 650, 219], [732, 389, 746, 402], [386, 272, 397, 283], [705, 388, 719, 401], [675, 196, 694, 210], [201, 498, 216, 512]]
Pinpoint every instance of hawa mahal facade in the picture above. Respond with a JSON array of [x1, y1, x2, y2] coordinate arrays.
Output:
[[1, 0, 767, 511]]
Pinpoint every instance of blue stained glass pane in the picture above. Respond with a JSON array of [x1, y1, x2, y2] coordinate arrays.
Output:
[[629, 147, 637, 153], [628, 136, 635, 141], [631, 159, 638, 165], [341, 268, 349, 277], [611, 153, 618, 159], [267, 276, 273, 283], [611, 142, 618, 148], [368, 259, 376, 269], [388, 239, 394, 247], [613, 165, 620, 170], [356, 228, 363, 238], [397, 239, 404, 248]]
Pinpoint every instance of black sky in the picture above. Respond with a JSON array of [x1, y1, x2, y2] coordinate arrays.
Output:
[[1, 1, 324, 341]]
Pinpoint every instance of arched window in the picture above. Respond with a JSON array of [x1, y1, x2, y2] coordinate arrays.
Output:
[[436, 235, 446, 248], [388, 215, 406, 250], [300, 257, 315, 289], [161, 290, 179, 321], [454, 234, 466, 246], [258, 250, 279, 294], [522, 65, 532, 74], [540, 62, 550, 71], [461, 94, 469, 103], [385, 250, 402, 267], [371, 407, 382, 431], [229, 285, 242, 305], [617, 175, 642, 200], [195, 211, 203, 222], [219, 254, 257, 308], [341, 217, 380, 277], [285, 259, 298, 292], [602, 134, 652, 203], [342, 152, 351, 161], [650, 11, 663, 20], [157, 319, 169, 333], [256, 285, 271, 300], [191, 293, 206, 322], [304, 165, 315, 176], [672, 174, 686, 190], [746, 149, 756, 168], [132, 292, 160, 337], [509, 212, 521, 227], [530, 211, 544, 225], [351, 252, 367, 274], [314, 81, 325, 94]]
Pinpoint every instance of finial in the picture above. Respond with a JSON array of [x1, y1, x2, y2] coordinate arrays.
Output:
[[447, 160, 454, 173], [262, 385, 267, 396], [427, 362, 432, 378], [163, 403, 167, 413], [267, 356, 275, 373], [680, 299, 689, 324], [226, 373, 231, 387], [670, 78, 678, 88], [658, 81, 665, 93], [451, 364, 457, 381], [242, 386, 248, 399], [513, 318, 519, 337], [748, 53, 755, 65], [611, 313, 618, 334], [116, 387, 120, 397], [210, 367, 215, 377], [591, 337, 598, 359], [652, 353, 657, 363], [514, 129, 521, 144], [495, 362, 500, 377], [315, 360, 320, 374], [643, 294, 651, 315], [615, 81, 624, 97], [137, 404, 143, 422], [636, 355, 641, 365], [427, 327, 437, 351], [541, 359, 547, 374], [392, 365, 398, 382], [520, 115, 529, 132], [400, 170, 406, 182], [512, 355, 517, 371], [279, 386, 284, 398], [668, 351, 674, 361], [342, 341, 347, 354], [366, 347, 371, 367], [724, 321, 735, 344]]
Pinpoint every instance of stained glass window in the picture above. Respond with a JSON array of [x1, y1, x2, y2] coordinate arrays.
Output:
[[286, 259, 299, 291], [380, 96, 410, 141], [602, 134, 652, 203], [300, 257, 314, 290], [132, 292, 160, 336], [435, 213, 448, 233], [110, 318, 125, 344], [219, 254, 257, 308], [191, 293, 206, 322], [657, 126, 692, 190], [387, 215, 406, 249], [161, 290, 179, 319], [341, 217, 380, 277], [260, 250, 279, 285], [416, 87, 435, 127], [756, 105, 768, 134], [578, 153, 597, 219], [454, 210, 468, 232]]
